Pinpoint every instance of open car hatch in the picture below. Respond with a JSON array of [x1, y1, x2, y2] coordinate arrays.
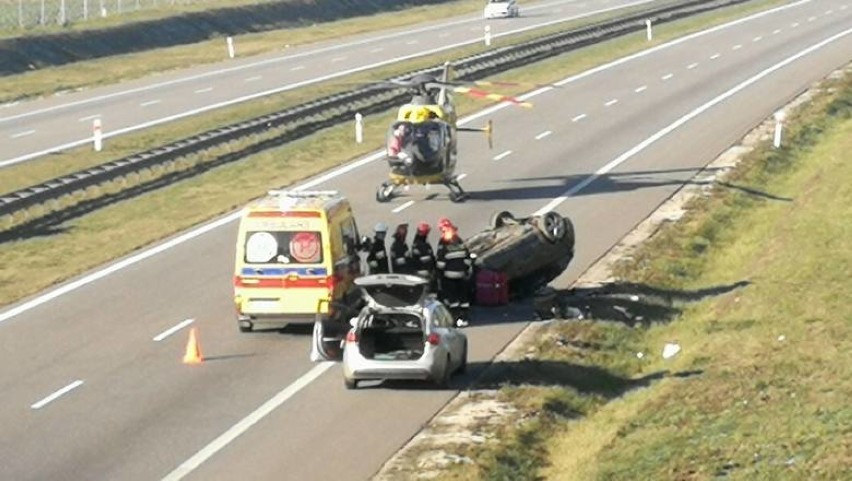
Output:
[[355, 274, 429, 308]]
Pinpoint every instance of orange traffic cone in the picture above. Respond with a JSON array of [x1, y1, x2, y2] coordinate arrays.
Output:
[[182, 327, 204, 364]]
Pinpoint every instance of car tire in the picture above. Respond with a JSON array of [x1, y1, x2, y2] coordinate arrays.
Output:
[[344, 377, 357, 390], [538, 211, 567, 242], [490, 210, 515, 229], [435, 355, 452, 388]]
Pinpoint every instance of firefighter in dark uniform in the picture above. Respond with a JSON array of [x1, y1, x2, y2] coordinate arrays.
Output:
[[410, 221, 437, 290], [435, 218, 473, 327], [389, 223, 412, 274], [366, 222, 390, 274]]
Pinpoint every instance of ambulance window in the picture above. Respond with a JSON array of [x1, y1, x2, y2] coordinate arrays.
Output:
[[244, 231, 324, 264], [341, 218, 357, 256]]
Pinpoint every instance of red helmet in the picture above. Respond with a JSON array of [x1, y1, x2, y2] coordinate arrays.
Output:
[[417, 222, 430, 235], [437, 217, 454, 231]]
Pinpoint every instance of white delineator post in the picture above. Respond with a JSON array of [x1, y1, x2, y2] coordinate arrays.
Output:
[[645, 19, 653, 41], [93, 118, 103, 152], [355, 113, 364, 144], [773, 110, 785, 148], [227, 37, 235, 59], [484, 25, 492, 47]]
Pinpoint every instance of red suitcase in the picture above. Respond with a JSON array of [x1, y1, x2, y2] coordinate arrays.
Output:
[[475, 269, 509, 306]]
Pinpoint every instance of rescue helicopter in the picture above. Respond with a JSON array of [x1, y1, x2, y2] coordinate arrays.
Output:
[[374, 63, 533, 203]]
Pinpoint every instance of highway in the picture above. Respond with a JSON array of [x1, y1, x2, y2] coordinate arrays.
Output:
[[0, 0, 655, 168], [0, 0, 849, 480]]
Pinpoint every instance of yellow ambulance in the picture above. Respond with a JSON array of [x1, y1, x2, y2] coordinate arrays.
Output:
[[233, 190, 363, 332]]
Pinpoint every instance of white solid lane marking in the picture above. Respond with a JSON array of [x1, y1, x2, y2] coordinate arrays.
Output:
[[244, 76, 262, 82], [31, 380, 84, 409], [604, 98, 619, 106], [753, 36, 762, 42], [687, 62, 698, 69], [662, 73, 674, 80], [533, 26, 852, 216], [535, 130, 552, 140], [153, 318, 195, 342], [78, 114, 101, 122], [369, 47, 384, 53], [572, 113, 587, 122], [2, 101, 20, 108], [710, 53, 721, 59], [634, 85, 647, 93], [161, 363, 334, 480], [732, 44, 742, 50], [493, 150, 513, 161], [0, 0, 818, 324], [11, 130, 35, 139], [392, 201, 415, 214], [289, 65, 305, 71], [194, 87, 213, 94], [140, 100, 161, 107], [773, 29, 781, 34]]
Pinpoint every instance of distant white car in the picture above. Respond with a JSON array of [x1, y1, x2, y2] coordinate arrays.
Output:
[[341, 274, 468, 389], [484, 0, 519, 19]]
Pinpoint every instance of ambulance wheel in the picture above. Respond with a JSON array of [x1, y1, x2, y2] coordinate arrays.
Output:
[[238, 319, 254, 333], [490, 210, 515, 229], [539, 211, 567, 242], [376, 183, 394, 203]]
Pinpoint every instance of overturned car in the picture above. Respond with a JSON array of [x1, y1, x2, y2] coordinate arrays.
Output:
[[465, 211, 575, 297]]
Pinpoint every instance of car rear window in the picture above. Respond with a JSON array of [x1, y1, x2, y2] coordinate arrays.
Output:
[[244, 230, 323, 264]]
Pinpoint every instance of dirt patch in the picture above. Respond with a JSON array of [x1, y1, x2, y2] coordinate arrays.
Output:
[[0, 0, 461, 76]]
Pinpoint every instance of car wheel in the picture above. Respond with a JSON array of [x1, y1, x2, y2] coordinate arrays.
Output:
[[538, 211, 567, 242], [435, 355, 452, 388], [344, 377, 357, 390], [238, 319, 254, 333], [490, 210, 515, 229]]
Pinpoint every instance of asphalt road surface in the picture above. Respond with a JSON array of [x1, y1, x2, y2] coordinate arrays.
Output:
[[0, 1, 849, 480], [0, 0, 654, 167]]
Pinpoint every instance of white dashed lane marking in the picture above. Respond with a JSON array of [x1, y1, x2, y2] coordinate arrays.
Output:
[[808, 16, 816, 21], [732, 44, 742, 50], [331, 57, 346, 62], [140, 100, 161, 107], [392, 201, 415, 214], [11, 130, 35, 139], [31, 380, 84, 410], [153, 319, 195, 342], [773, 29, 782, 34], [710, 53, 721, 59], [792, 22, 799, 27], [571, 113, 587, 122], [825, 9, 833, 14], [687, 62, 698, 69], [753, 36, 762, 42], [244, 76, 262, 83], [456, 173, 468, 181], [604, 99, 619, 107], [194, 87, 213, 94], [535, 130, 553, 140], [634, 85, 647, 93], [662, 73, 674, 80], [493, 150, 513, 161], [78, 114, 101, 122], [290, 66, 305, 71], [406, 40, 419, 45]]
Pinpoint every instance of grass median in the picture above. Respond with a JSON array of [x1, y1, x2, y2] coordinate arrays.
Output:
[[0, 0, 787, 309], [433, 65, 851, 480]]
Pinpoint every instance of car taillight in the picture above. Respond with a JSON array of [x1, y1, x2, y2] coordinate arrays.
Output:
[[427, 333, 440, 345], [346, 331, 359, 343]]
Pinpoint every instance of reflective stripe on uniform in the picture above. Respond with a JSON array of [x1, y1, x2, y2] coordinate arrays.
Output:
[[416, 270, 430, 276], [444, 251, 467, 260], [375, 252, 386, 259], [419, 255, 432, 262], [443, 271, 465, 279], [369, 261, 378, 267], [436, 261, 446, 268], [460, 302, 470, 308], [394, 258, 406, 265], [449, 302, 461, 308]]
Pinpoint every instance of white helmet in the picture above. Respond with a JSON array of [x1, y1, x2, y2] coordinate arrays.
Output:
[[374, 222, 388, 234]]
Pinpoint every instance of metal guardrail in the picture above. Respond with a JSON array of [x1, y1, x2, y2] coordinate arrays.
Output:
[[0, 0, 752, 222]]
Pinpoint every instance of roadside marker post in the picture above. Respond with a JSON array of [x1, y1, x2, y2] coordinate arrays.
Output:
[[484, 25, 492, 47], [773, 111, 785, 148], [355, 113, 364, 144], [93, 118, 103, 152], [226, 37, 235, 59], [646, 19, 653, 41]]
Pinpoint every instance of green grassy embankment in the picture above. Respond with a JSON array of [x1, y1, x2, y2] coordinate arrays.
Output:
[[437, 66, 851, 480]]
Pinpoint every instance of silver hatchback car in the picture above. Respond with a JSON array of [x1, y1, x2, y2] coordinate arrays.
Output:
[[342, 274, 468, 389]]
